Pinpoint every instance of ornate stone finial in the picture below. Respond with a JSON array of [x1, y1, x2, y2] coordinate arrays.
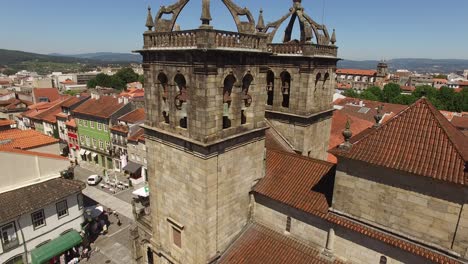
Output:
[[374, 105, 383, 127], [256, 9, 266, 32], [340, 118, 353, 150], [200, 0, 212, 27], [146, 6, 154, 31], [331, 29, 337, 45]]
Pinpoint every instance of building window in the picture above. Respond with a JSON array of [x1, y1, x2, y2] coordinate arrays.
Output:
[[105, 141, 110, 149], [84, 120, 88, 127], [104, 125, 108, 132], [56, 200, 68, 218], [286, 216, 291, 232], [92, 139, 97, 147], [85, 136, 90, 146], [380, 256, 387, 264], [90, 121, 94, 129], [1, 222, 19, 251], [172, 227, 182, 248], [80, 136, 84, 143], [97, 123, 102, 130], [31, 210, 46, 229], [77, 194, 83, 209], [99, 140, 104, 149], [266, 70, 275, 106]]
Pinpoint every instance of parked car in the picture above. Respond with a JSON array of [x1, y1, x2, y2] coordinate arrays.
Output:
[[87, 175, 102, 186]]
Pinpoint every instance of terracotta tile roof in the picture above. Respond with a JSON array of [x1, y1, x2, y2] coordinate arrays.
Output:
[[32, 88, 60, 103], [0, 178, 84, 222], [335, 98, 407, 124], [324, 213, 463, 264], [55, 112, 68, 119], [60, 79, 76, 84], [119, 88, 145, 98], [336, 69, 377, 76], [73, 96, 126, 119], [65, 118, 76, 128], [451, 116, 468, 130], [401, 85, 416, 92], [328, 111, 373, 163], [458, 81, 468, 86], [0, 129, 59, 150], [110, 124, 129, 134], [61, 95, 90, 108], [433, 78, 448, 83], [265, 127, 295, 153], [128, 128, 145, 143], [118, 108, 145, 124], [255, 151, 463, 263], [330, 98, 468, 186], [219, 224, 344, 264], [0, 119, 15, 127], [336, 83, 352, 89], [31, 98, 75, 123], [254, 150, 335, 216]]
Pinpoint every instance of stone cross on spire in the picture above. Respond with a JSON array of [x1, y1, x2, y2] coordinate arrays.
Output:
[[200, 0, 212, 28]]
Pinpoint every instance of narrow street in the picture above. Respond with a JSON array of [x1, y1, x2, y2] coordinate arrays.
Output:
[[74, 166, 135, 264]]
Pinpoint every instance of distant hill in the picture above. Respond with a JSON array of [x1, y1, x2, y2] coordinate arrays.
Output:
[[50, 52, 142, 63], [338, 59, 468, 73], [0, 49, 138, 74]]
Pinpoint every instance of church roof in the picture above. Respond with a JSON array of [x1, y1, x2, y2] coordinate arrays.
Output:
[[218, 224, 344, 264], [330, 98, 468, 186], [254, 150, 335, 216]]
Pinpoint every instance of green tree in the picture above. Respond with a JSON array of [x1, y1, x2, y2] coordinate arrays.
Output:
[[138, 74, 145, 84], [366, 86, 384, 101], [360, 90, 380, 101], [343, 89, 360, 98], [110, 76, 126, 90], [95, 73, 113, 87], [437, 86, 457, 111], [114, 68, 139, 84], [87, 78, 98, 88], [433, 74, 447, 79], [390, 94, 417, 105], [382, 83, 402, 102], [413, 85, 438, 99], [459, 88, 468, 112], [63, 90, 80, 96], [2, 68, 16, 76]]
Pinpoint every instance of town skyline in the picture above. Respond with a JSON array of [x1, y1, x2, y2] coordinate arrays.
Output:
[[1, 0, 468, 60]]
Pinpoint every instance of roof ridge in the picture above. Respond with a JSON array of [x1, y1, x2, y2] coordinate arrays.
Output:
[[267, 149, 335, 168], [421, 99, 468, 162]]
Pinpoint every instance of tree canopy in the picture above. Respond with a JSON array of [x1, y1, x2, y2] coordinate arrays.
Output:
[[86, 68, 140, 90], [382, 83, 402, 103]]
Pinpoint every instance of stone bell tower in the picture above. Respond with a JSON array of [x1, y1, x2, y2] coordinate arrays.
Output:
[[135, 0, 338, 263], [138, 1, 269, 263], [260, 0, 339, 160]]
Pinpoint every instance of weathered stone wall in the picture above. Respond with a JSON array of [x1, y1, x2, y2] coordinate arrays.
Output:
[[453, 199, 468, 258], [147, 138, 265, 264], [268, 116, 332, 160], [254, 194, 438, 264], [333, 158, 466, 252]]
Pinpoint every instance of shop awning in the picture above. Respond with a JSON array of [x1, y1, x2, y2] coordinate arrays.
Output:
[[123, 161, 142, 174], [84, 150, 90, 155], [31, 230, 82, 264], [91, 153, 98, 158], [132, 186, 150, 197], [79, 149, 86, 155]]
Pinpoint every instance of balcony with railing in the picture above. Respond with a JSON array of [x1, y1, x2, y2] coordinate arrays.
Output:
[[267, 43, 338, 57], [143, 29, 268, 52], [133, 198, 151, 230]]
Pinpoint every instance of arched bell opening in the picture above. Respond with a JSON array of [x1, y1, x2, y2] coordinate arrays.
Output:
[[241, 74, 254, 125], [157, 73, 170, 124], [266, 70, 275, 106], [280, 71, 291, 108], [223, 74, 236, 129], [174, 74, 188, 129]]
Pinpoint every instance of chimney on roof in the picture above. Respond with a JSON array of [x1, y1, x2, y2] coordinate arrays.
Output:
[[118, 97, 123, 104], [123, 97, 129, 104]]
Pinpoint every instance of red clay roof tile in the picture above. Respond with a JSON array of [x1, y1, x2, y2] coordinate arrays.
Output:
[[330, 98, 468, 186], [336, 69, 377, 76], [32, 88, 60, 102], [73, 96, 126, 119], [219, 224, 344, 264], [451, 116, 468, 130], [0, 129, 58, 150], [118, 108, 145, 123]]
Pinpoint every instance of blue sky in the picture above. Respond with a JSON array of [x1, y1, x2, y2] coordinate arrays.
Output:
[[1, 0, 467, 60]]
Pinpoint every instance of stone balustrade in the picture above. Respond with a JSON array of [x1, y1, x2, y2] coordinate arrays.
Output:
[[143, 29, 337, 57], [268, 43, 338, 57], [144, 29, 267, 51]]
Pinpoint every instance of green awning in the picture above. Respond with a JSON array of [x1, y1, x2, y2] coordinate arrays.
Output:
[[31, 230, 82, 264]]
